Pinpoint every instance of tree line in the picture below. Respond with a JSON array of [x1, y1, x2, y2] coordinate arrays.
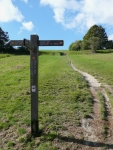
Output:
[[0, 27, 58, 55], [1, 25, 113, 54], [0, 27, 30, 55], [69, 25, 113, 53]]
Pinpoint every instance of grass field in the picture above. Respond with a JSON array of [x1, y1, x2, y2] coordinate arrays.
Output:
[[0, 54, 92, 149], [1, 50, 113, 149], [68, 51, 113, 86]]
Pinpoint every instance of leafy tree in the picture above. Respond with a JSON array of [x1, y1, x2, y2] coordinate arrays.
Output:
[[69, 42, 74, 51], [88, 37, 101, 53], [106, 40, 113, 49], [74, 40, 82, 51], [82, 40, 90, 50], [0, 27, 9, 53], [69, 40, 82, 51], [16, 46, 30, 55], [83, 25, 108, 49]]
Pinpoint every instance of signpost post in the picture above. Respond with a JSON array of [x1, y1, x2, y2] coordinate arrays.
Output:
[[30, 35, 39, 136], [10, 35, 64, 137]]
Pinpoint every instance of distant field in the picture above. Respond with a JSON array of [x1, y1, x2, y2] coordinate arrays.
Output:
[[68, 51, 113, 86], [0, 54, 92, 149]]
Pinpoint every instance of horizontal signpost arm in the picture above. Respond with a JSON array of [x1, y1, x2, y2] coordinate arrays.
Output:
[[39, 40, 64, 46], [10, 39, 34, 52], [10, 39, 64, 47], [10, 40, 24, 46]]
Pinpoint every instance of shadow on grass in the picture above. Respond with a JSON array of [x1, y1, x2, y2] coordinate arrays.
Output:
[[56, 135, 113, 149], [36, 134, 113, 149], [25, 132, 113, 149]]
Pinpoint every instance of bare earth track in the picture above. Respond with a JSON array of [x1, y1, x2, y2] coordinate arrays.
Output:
[[70, 60, 113, 149]]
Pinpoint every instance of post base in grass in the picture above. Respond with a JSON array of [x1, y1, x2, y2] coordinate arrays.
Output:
[[31, 120, 40, 137]]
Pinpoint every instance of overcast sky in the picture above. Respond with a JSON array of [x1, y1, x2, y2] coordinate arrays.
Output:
[[0, 0, 113, 50]]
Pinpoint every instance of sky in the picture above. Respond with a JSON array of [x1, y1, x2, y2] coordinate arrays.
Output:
[[0, 0, 113, 50]]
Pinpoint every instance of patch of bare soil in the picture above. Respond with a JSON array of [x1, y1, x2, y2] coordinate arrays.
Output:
[[69, 60, 113, 149]]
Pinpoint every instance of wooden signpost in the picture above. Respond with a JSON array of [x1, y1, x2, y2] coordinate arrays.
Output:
[[10, 35, 64, 137]]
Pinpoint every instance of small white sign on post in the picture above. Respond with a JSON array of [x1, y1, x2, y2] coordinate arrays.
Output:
[[32, 85, 36, 92]]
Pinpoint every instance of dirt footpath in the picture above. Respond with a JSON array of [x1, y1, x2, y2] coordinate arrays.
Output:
[[69, 60, 113, 150]]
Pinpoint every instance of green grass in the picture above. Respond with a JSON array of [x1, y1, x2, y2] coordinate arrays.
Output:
[[98, 92, 108, 140], [0, 54, 93, 149], [105, 89, 113, 113], [39, 50, 68, 56], [68, 50, 113, 112], [98, 92, 106, 120], [68, 51, 113, 86], [0, 54, 11, 58], [1, 50, 113, 149]]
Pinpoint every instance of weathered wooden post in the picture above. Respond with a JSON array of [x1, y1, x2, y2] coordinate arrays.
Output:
[[21, 35, 39, 136], [30, 35, 39, 136]]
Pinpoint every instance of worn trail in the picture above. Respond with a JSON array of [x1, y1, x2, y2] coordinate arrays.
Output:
[[69, 59, 113, 149]]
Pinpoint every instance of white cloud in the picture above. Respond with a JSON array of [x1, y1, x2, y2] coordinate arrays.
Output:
[[22, 21, 34, 31], [22, 0, 28, 3], [82, 0, 113, 28], [40, 0, 80, 11], [40, 0, 81, 28], [0, 0, 24, 22], [108, 34, 113, 40], [18, 21, 34, 33], [0, 0, 34, 32], [53, 8, 65, 23], [40, 0, 113, 30]]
